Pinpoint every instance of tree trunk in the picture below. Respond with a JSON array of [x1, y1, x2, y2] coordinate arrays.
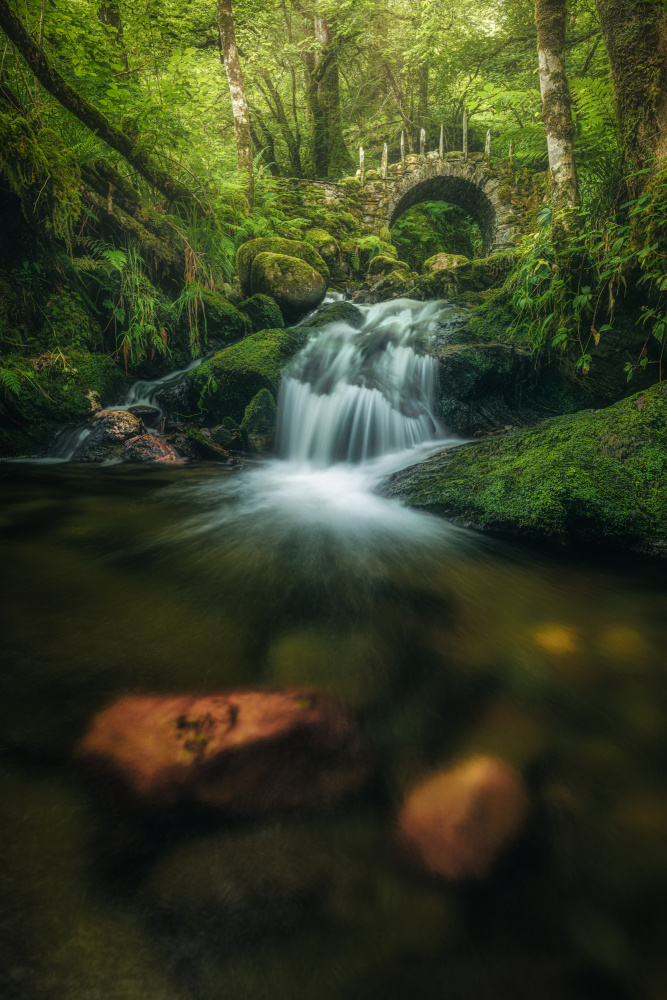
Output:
[[258, 70, 302, 176], [417, 62, 428, 148], [217, 0, 254, 206], [313, 17, 352, 177], [595, 0, 667, 182], [98, 2, 128, 77], [0, 0, 198, 208], [534, 0, 579, 215]]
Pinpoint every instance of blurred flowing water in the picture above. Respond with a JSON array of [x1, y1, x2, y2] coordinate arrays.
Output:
[[1, 299, 666, 1000]]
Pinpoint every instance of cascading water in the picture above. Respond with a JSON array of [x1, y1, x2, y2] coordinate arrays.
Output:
[[277, 299, 444, 465]]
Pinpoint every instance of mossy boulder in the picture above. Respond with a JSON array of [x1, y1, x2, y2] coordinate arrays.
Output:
[[304, 228, 340, 265], [199, 289, 252, 343], [186, 327, 308, 424], [423, 253, 469, 274], [236, 238, 329, 294], [301, 301, 365, 330], [367, 255, 409, 278], [240, 388, 278, 453], [250, 253, 327, 321], [383, 383, 667, 553], [239, 293, 284, 333]]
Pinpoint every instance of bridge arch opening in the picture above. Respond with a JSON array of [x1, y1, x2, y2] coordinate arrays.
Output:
[[387, 174, 498, 256], [390, 200, 484, 271]]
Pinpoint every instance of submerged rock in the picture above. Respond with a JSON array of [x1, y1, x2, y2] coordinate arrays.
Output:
[[236, 237, 330, 295], [383, 383, 667, 553], [240, 388, 277, 453], [76, 689, 368, 815], [301, 300, 365, 330], [250, 252, 327, 320], [397, 755, 529, 880]]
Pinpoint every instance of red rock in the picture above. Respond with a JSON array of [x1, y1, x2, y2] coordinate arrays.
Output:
[[397, 755, 529, 880], [123, 434, 183, 463], [93, 409, 145, 440], [76, 689, 368, 813]]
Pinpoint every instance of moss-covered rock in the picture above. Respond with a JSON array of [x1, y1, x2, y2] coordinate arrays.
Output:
[[250, 253, 327, 321], [423, 253, 469, 274], [239, 293, 285, 333], [199, 289, 252, 343], [240, 388, 277, 453], [0, 349, 128, 458], [367, 255, 409, 278], [186, 327, 308, 424], [236, 238, 329, 294], [304, 228, 340, 265], [301, 301, 365, 330], [383, 383, 667, 553]]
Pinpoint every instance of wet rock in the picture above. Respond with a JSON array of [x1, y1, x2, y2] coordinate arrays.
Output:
[[184, 428, 233, 462], [240, 388, 277, 453], [250, 252, 327, 321], [123, 434, 182, 463], [304, 227, 340, 266], [76, 689, 368, 815], [75, 408, 146, 461], [432, 342, 542, 435], [383, 383, 667, 553], [239, 292, 285, 333], [211, 420, 243, 451], [301, 300, 365, 330], [126, 404, 162, 428], [367, 255, 410, 278], [397, 755, 529, 880]]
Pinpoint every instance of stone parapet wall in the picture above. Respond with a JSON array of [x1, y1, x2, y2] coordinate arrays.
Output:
[[275, 153, 544, 256]]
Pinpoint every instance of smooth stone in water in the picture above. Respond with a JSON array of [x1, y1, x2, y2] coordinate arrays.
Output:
[[397, 755, 529, 880], [76, 689, 368, 814], [123, 434, 182, 463]]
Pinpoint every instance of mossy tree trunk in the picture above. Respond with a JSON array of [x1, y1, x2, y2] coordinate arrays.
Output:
[[595, 0, 667, 184], [534, 0, 579, 220], [0, 0, 198, 209], [217, 0, 254, 206], [98, 2, 128, 77]]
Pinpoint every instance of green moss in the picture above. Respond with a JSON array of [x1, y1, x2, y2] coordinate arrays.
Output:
[[385, 383, 667, 552], [186, 327, 308, 424], [240, 388, 277, 453], [236, 238, 329, 294], [200, 289, 252, 343], [250, 253, 327, 321], [0, 349, 128, 457], [367, 255, 408, 277], [301, 301, 365, 330], [39, 288, 103, 351], [239, 293, 284, 334]]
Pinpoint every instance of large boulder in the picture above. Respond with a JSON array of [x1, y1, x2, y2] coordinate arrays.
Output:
[[423, 253, 469, 273], [185, 326, 308, 424], [250, 253, 327, 321], [303, 228, 340, 266], [195, 289, 252, 344], [432, 342, 543, 435], [123, 434, 182, 463], [383, 383, 667, 553], [301, 300, 365, 331], [236, 237, 329, 295], [238, 293, 284, 333], [74, 408, 145, 462], [367, 255, 410, 278], [76, 689, 368, 814], [240, 388, 277, 453]]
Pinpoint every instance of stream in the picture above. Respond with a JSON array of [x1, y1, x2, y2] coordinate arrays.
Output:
[[1, 299, 667, 999]]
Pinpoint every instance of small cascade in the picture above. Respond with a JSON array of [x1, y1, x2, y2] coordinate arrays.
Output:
[[277, 299, 446, 465]]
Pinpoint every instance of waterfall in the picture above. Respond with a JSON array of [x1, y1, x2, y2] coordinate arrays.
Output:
[[277, 299, 446, 466]]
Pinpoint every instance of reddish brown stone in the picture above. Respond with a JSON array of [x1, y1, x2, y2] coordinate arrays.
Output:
[[76, 689, 368, 814], [93, 409, 145, 440], [123, 434, 182, 463], [397, 755, 529, 880]]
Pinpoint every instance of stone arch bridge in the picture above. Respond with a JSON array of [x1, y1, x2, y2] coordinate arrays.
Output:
[[277, 151, 530, 255]]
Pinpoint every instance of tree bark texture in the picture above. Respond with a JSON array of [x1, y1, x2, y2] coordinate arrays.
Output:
[[217, 0, 254, 205], [0, 0, 197, 208], [595, 0, 667, 179], [534, 0, 579, 211], [417, 62, 428, 149], [312, 17, 352, 177], [98, 2, 128, 76]]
